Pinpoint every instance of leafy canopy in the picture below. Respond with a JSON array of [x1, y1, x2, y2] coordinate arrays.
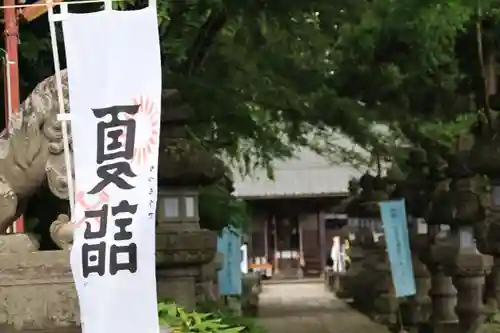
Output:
[[8, 0, 500, 169]]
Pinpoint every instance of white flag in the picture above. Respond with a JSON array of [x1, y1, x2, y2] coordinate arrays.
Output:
[[63, 6, 161, 333]]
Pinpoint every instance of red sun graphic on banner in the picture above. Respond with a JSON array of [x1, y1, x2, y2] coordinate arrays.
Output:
[[74, 190, 109, 229], [124, 96, 159, 165]]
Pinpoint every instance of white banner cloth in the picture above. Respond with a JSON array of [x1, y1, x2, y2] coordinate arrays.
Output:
[[63, 6, 161, 333]]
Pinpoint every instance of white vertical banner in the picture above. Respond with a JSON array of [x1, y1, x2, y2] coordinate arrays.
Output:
[[62, 6, 161, 333]]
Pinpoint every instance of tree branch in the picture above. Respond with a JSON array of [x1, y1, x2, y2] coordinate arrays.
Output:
[[181, 8, 227, 75], [161, 2, 189, 39]]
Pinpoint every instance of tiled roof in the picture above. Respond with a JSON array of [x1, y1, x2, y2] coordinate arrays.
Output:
[[233, 147, 368, 199]]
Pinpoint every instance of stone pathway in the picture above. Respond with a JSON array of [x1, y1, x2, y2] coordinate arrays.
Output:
[[257, 281, 391, 333]]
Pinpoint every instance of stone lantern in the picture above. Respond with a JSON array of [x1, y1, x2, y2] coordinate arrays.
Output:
[[345, 178, 362, 241], [340, 179, 366, 299], [469, 113, 500, 312], [478, 176, 500, 312], [396, 149, 432, 332], [423, 153, 459, 333], [158, 189, 199, 230], [328, 178, 361, 295], [354, 174, 398, 325], [439, 149, 492, 333], [155, 90, 227, 309]]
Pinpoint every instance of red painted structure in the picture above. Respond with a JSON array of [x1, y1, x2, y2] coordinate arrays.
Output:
[[4, 0, 23, 232]]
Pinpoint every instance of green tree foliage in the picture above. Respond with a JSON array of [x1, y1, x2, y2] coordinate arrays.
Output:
[[8, 0, 500, 166], [329, 0, 500, 154], [198, 182, 250, 233], [6, 0, 405, 164], [11, 0, 500, 230]]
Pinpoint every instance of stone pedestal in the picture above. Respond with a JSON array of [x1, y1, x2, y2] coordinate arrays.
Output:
[[372, 255, 398, 325], [196, 252, 223, 303], [427, 242, 459, 333], [370, 237, 398, 326], [485, 257, 500, 311], [156, 267, 199, 309], [448, 252, 492, 333], [351, 231, 379, 309], [402, 255, 431, 331], [430, 270, 460, 333], [156, 228, 217, 309], [0, 234, 79, 331], [402, 233, 431, 331], [341, 237, 363, 299]]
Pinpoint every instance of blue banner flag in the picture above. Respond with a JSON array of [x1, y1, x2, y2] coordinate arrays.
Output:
[[379, 199, 416, 297], [217, 227, 242, 296]]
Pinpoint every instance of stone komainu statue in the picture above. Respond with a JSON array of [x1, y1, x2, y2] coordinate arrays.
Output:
[[0, 70, 71, 234]]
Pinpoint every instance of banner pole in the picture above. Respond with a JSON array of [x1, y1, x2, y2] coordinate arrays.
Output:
[[4, 54, 12, 134], [104, 0, 111, 11], [47, 2, 76, 220]]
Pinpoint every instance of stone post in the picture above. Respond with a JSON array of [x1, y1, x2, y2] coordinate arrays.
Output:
[[441, 152, 492, 333], [391, 150, 432, 332], [423, 155, 459, 333], [351, 225, 376, 309], [474, 177, 500, 314], [342, 223, 364, 299], [356, 175, 398, 322], [332, 179, 361, 297], [447, 226, 492, 333], [403, 218, 431, 332], [468, 106, 500, 321], [425, 226, 459, 333], [154, 90, 226, 309], [371, 236, 399, 327], [196, 251, 224, 303]]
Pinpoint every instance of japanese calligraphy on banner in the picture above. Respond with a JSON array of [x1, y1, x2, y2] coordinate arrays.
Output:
[[62, 6, 161, 333], [217, 227, 242, 296], [379, 199, 416, 297]]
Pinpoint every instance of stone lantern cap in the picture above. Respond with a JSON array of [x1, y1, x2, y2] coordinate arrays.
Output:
[[400, 148, 431, 218], [357, 173, 389, 218], [158, 89, 226, 187], [428, 154, 448, 181], [469, 111, 500, 177]]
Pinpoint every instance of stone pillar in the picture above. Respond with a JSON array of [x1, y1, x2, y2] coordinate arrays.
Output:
[[352, 227, 379, 310], [423, 152, 459, 333], [341, 231, 364, 299], [156, 228, 217, 309], [344, 174, 390, 308], [477, 178, 500, 313], [446, 227, 492, 333], [487, 257, 500, 310], [156, 266, 199, 309], [371, 237, 398, 327], [403, 219, 431, 332], [425, 226, 459, 333], [154, 90, 228, 309], [196, 251, 223, 303], [432, 146, 494, 332]]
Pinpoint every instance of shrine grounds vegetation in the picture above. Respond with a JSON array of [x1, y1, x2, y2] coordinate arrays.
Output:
[[158, 300, 266, 333], [11, 0, 500, 230], [13, 0, 500, 167]]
